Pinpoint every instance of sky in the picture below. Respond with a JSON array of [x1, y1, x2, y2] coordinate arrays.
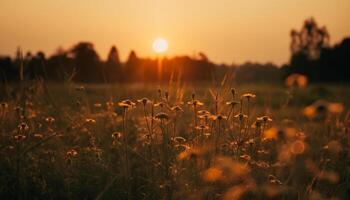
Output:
[[0, 0, 349, 65]]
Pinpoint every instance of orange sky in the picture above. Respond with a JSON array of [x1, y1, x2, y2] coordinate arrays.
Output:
[[0, 0, 349, 65]]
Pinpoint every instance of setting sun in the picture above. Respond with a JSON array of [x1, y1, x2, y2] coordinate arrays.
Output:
[[152, 38, 168, 53]]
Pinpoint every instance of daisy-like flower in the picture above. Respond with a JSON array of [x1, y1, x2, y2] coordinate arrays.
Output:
[[211, 114, 227, 121], [170, 105, 183, 112], [257, 115, 273, 123], [118, 100, 135, 108], [154, 102, 165, 108], [187, 100, 204, 106], [195, 125, 209, 130], [85, 118, 96, 123], [197, 110, 210, 116], [234, 113, 248, 121], [112, 132, 122, 139], [45, 117, 55, 123], [241, 93, 256, 99], [66, 149, 78, 157], [94, 102, 102, 108], [18, 122, 29, 131], [14, 134, 26, 141], [226, 100, 240, 107], [155, 112, 169, 120], [137, 98, 152, 106]]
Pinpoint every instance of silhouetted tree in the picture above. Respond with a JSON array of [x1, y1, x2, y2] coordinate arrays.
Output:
[[104, 46, 122, 82], [69, 42, 103, 83]]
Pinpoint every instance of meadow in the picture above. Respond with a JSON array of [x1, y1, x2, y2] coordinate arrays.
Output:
[[0, 80, 349, 200]]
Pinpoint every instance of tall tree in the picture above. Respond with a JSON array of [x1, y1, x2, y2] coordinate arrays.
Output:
[[70, 42, 103, 82], [104, 46, 122, 82]]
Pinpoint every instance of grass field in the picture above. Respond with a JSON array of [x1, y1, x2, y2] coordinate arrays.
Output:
[[0, 81, 349, 199]]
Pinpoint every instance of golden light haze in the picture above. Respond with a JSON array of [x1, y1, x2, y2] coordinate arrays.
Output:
[[0, 0, 349, 65]]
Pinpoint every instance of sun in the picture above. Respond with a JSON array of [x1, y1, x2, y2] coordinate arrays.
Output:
[[152, 38, 168, 53]]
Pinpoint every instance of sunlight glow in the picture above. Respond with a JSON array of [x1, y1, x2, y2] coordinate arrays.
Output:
[[152, 38, 168, 53]]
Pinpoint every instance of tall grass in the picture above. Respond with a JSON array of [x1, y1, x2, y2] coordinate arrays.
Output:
[[0, 80, 349, 199]]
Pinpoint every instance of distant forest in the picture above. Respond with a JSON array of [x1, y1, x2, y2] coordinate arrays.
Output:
[[1, 18, 349, 84]]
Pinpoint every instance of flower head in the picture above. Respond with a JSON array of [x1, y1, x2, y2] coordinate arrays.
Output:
[[118, 100, 135, 108], [155, 112, 169, 120], [137, 98, 152, 106], [241, 93, 256, 99]]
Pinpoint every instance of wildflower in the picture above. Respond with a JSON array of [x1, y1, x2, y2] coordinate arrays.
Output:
[[85, 118, 96, 123], [106, 101, 114, 107], [255, 161, 270, 169], [14, 106, 23, 112], [137, 98, 151, 106], [268, 175, 282, 185], [258, 115, 273, 123], [154, 102, 165, 108], [155, 112, 169, 120], [170, 105, 183, 112], [195, 125, 209, 130], [18, 122, 29, 131], [45, 117, 55, 123], [14, 134, 26, 141], [240, 154, 251, 161], [234, 113, 248, 122], [34, 133, 44, 139], [66, 149, 78, 157], [173, 136, 186, 144], [245, 139, 255, 145], [211, 114, 227, 121], [112, 132, 122, 139], [226, 100, 240, 107], [118, 100, 135, 108], [197, 110, 210, 115], [241, 93, 256, 99], [187, 100, 204, 106], [94, 102, 102, 108]]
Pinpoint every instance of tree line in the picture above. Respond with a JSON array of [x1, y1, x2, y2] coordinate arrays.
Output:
[[0, 18, 349, 84]]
